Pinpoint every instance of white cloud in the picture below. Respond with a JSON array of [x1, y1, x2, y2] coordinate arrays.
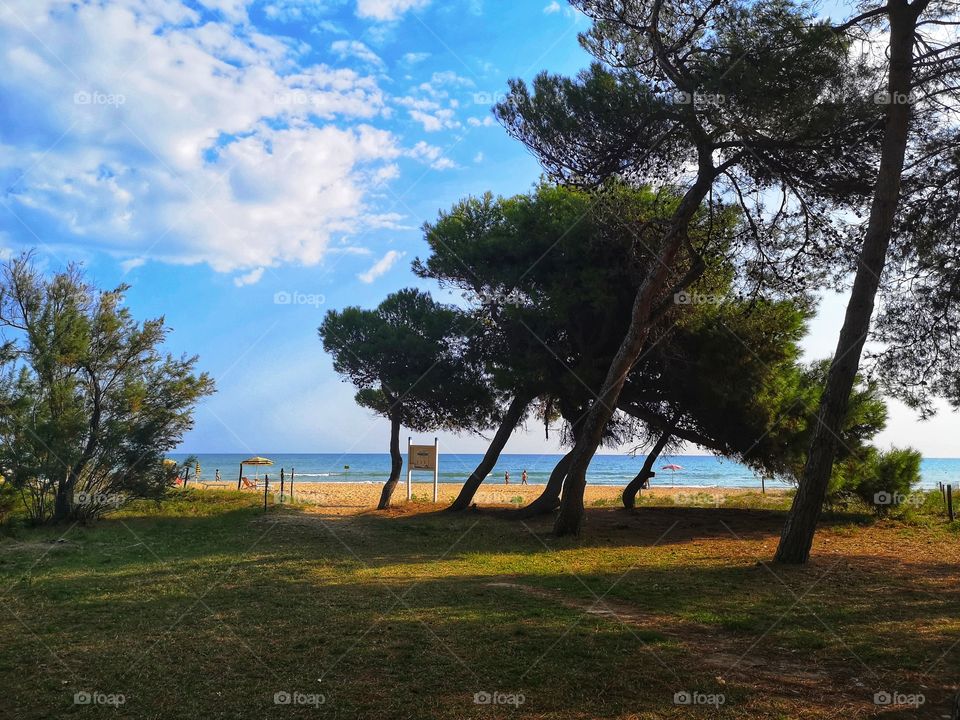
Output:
[[120, 257, 146, 273], [543, 1, 561, 13], [356, 0, 430, 21], [357, 249, 404, 283], [233, 267, 265, 287], [467, 115, 496, 127], [396, 96, 461, 132], [401, 52, 431, 65], [330, 40, 384, 68], [473, 151, 484, 163], [0, 0, 407, 273], [417, 70, 474, 98], [407, 141, 457, 170]]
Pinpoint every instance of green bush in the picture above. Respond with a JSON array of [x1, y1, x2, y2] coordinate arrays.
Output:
[[831, 447, 922, 515]]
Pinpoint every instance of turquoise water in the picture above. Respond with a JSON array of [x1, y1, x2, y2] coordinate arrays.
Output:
[[169, 453, 958, 489]]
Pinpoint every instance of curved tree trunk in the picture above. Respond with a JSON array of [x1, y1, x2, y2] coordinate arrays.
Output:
[[513, 450, 574, 519], [775, 3, 918, 564], [447, 394, 531, 511], [378, 413, 403, 510], [623, 417, 677, 509], [554, 175, 715, 536]]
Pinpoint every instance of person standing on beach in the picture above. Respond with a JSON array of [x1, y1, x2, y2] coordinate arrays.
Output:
[[215, 469, 221, 482], [504, 470, 510, 485], [521, 469, 528, 485]]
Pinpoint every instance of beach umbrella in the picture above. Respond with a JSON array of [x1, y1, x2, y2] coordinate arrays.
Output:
[[661, 464, 683, 472], [237, 456, 274, 489]]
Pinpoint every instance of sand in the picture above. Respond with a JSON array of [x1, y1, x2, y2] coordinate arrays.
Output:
[[197, 480, 785, 509]]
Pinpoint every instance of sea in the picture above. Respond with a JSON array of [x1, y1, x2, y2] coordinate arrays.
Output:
[[168, 453, 959, 490]]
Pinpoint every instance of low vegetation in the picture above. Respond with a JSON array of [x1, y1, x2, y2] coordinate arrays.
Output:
[[1, 490, 957, 719]]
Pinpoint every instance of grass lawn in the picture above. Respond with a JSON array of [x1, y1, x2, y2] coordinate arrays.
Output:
[[1, 489, 958, 719]]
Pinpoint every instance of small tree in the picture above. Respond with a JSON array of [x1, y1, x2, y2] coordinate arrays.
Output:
[[0, 254, 214, 523], [832, 447, 922, 515], [319, 289, 494, 509]]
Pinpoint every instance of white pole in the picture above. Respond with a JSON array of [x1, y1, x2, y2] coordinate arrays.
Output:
[[406, 435, 412, 501], [433, 437, 439, 503]]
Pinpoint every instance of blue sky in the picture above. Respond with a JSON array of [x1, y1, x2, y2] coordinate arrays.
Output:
[[1, 0, 956, 457]]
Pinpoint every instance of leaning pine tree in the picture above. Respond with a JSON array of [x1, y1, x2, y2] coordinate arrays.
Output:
[[495, 0, 885, 535], [776, 0, 960, 563]]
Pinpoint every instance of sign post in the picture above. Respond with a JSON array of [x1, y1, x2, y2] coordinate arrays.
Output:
[[433, 437, 439, 502], [406, 436, 413, 501], [407, 439, 439, 502]]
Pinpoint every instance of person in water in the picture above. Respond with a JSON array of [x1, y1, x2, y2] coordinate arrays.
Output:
[[504, 470, 510, 485], [521, 469, 528, 485]]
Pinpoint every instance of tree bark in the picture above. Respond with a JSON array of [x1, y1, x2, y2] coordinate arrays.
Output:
[[553, 174, 715, 536], [514, 450, 574, 518], [378, 413, 403, 510], [53, 378, 102, 523], [775, 0, 919, 564], [447, 394, 531, 511], [622, 416, 678, 509]]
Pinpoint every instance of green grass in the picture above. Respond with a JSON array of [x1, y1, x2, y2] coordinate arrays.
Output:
[[1, 489, 958, 719]]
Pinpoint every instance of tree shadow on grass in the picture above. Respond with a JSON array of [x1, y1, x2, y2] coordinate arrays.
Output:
[[2, 495, 958, 719]]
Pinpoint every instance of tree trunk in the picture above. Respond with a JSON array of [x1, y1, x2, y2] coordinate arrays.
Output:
[[378, 413, 403, 510], [448, 394, 531, 511], [775, 2, 918, 564], [623, 417, 677, 509], [52, 478, 72, 523], [514, 450, 574, 518], [554, 176, 715, 536]]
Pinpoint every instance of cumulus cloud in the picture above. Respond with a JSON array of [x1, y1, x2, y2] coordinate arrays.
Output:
[[330, 40, 385, 68], [0, 0, 410, 273], [401, 52, 431, 65], [407, 141, 457, 170], [120, 257, 146, 273], [357, 249, 404, 283], [233, 267, 265, 287], [356, 0, 431, 22]]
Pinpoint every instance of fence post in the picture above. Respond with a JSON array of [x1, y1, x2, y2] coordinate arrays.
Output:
[[264, 476, 269, 512], [948, 484, 955, 522]]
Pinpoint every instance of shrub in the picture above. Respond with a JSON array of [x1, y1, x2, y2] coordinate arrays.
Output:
[[831, 447, 922, 515]]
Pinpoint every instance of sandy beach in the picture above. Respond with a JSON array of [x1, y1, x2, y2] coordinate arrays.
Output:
[[196, 479, 788, 509]]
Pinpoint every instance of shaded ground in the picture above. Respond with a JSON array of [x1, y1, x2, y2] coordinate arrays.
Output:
[[1, 490, 957, 719]]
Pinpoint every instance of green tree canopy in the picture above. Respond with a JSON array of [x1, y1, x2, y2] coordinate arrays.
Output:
[[0, 254, 215, 523], [319, 288, 495, 509]]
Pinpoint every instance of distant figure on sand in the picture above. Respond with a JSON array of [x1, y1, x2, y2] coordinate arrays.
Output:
[[215, 469, 221, 482], [504, 470, 510, 485], [521, 469, 528, 485]]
